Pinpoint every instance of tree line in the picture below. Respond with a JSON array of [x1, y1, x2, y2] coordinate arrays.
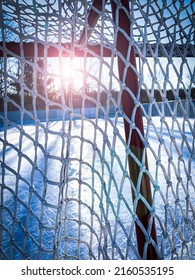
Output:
[[0, 57, 194, 112]]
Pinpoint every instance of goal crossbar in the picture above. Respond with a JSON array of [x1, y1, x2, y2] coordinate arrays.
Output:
[[1, 42, 194, 58]]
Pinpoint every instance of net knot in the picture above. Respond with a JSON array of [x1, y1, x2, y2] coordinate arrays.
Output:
[[134, 100, 140, 108], [140, 164, 146, 173], [154, 184, 160, 191], [173, 222, 178, 229], [175, 198, 180, 204], [110, 149, 116, 157], [163, 231, 168, 239], [130, 122, 136, 129], [61, 158, 68, 164], [182, 134, 187, 140], [168, 156, 173, 162], [158, 137, 164, 144], [135, 191, 141, 200], [184, 218, 191, 225], [156, 159, 161, 165], [18, 151, 23, 157], [149, 96, 155, 103], [187, 174, 192, 181], [164, 203, 169, 209], [143, 140, 149, 148], [118, 193, 123, 200], [145, 235, 152, 243], [177, 176, 182, 183], [166, 180, 172, 187], [171, 248, 177, 255], [113, 127, 119, 135]]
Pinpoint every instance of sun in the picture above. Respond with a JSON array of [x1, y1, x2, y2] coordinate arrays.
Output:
[[48, 57, 84, 92], [61, 57, 84, 90]]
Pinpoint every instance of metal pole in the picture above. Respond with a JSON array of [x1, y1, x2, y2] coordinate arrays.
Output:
[[111, 0, 158, 259]]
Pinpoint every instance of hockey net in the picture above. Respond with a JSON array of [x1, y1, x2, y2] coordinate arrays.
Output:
[[0, 0, 195, 260]]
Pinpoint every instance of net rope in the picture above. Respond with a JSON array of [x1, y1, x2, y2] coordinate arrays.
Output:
[[0, 0, 195, 260]]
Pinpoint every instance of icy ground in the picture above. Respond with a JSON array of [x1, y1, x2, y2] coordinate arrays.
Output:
[[0, 116, 195, 260]]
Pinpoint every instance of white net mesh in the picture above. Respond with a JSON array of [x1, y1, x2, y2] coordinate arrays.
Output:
[[0, 0, 195, 260]]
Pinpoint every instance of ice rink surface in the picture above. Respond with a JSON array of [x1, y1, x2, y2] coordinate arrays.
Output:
[[0, 116, 195, 259]]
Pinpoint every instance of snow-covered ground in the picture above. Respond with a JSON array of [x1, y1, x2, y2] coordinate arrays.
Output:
[[0, 115, 195, 260]]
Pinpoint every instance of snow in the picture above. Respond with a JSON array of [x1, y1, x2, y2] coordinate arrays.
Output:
[[0, 115, 195, 260]]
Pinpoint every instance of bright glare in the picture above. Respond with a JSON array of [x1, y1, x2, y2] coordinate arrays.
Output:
[[48, 57, 194, 94], [48, 57, 84, 92]]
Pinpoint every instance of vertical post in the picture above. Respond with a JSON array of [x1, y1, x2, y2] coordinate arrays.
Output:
[[111, 0, 158, 259]]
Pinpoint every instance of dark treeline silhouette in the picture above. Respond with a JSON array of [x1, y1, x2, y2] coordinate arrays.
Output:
[[0, 57, 194, 112], [0, 87, 194, 112]]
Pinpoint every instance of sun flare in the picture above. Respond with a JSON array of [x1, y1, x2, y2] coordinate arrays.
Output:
[[48, 57, 84, 92]]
